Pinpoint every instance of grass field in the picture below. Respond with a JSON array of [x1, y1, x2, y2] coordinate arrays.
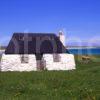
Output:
[[0, 55, 100, 100]]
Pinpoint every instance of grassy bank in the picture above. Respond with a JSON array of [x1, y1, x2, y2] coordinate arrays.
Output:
[[0, 55, 100, 100]]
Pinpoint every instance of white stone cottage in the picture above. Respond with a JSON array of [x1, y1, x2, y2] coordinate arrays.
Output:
[[0, 32, 76, 71]]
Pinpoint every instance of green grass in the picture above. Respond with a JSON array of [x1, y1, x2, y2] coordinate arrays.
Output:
[[0, 55, 100, 100]]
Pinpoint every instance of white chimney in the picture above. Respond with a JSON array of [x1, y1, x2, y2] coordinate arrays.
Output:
[[58, 31, 66, 47]]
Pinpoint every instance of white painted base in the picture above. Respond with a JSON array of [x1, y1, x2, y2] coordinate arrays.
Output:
[[43, 54, 76, 70], [0, 54, 76, 71], [0, 54, 37, 71]]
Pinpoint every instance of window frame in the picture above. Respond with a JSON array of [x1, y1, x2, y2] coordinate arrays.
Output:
[[21, 55, 29, 63], [53, 54, 61, 62]]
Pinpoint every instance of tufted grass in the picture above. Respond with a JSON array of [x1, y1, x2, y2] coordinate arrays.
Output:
[[0, 55, 100, 100]]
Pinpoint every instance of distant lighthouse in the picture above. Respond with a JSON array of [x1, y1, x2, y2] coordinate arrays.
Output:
[[58, 31, 66, 47]]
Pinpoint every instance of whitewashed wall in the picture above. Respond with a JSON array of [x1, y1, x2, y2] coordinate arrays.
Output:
[[43, 54, 76, 70], [0, 54, 37, 71], [0, 54, 76, 71]]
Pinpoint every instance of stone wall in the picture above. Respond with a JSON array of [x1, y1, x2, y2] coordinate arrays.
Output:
[[0, 54, 37, 71], [0, 54, 76, 71], [43, 54, 76, 70]]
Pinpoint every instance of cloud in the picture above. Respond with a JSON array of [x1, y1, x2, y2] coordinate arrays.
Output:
[[66, 36, 100, 46]]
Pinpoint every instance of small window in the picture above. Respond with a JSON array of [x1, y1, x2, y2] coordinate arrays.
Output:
[[53, 54, 60, 62], [21, 55, 29, 63], [19, 36, 24, 41]]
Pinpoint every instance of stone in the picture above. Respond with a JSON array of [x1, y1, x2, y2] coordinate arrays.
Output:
[[0, 54, 76, 71], [0, 54, 37, 71], [43, 54, 76, 70]]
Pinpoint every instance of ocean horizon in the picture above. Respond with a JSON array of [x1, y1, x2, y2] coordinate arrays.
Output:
[[69, 48, 100, 55]]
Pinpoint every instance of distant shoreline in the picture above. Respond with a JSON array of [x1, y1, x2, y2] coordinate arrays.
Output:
[[67, 47, 100, 49], [0, 50, 5, 54]]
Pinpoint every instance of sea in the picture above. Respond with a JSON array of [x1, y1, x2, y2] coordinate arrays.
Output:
[[68, 48, 100, 55], [0, 48, 100, 55]]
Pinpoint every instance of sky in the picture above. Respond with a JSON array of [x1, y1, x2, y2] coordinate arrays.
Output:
[[0, 0, 100, 46]]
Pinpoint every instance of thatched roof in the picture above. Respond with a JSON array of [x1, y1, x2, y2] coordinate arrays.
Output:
[[5, 33, 69, 54]]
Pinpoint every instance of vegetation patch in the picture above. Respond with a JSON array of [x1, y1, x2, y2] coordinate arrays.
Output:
[[0, 55, 100, 100]]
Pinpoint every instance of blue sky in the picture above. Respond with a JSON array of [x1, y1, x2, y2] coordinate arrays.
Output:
[[0, 0, 100, 46]]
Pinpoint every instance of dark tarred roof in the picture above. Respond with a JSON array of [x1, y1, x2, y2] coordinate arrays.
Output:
[[5, 33, 69, 55]]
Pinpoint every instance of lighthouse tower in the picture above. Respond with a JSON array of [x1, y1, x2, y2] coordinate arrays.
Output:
[[58, 31, 66, 47]]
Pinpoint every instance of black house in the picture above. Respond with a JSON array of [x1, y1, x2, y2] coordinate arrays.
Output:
[[5, 33, 69, 60]]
